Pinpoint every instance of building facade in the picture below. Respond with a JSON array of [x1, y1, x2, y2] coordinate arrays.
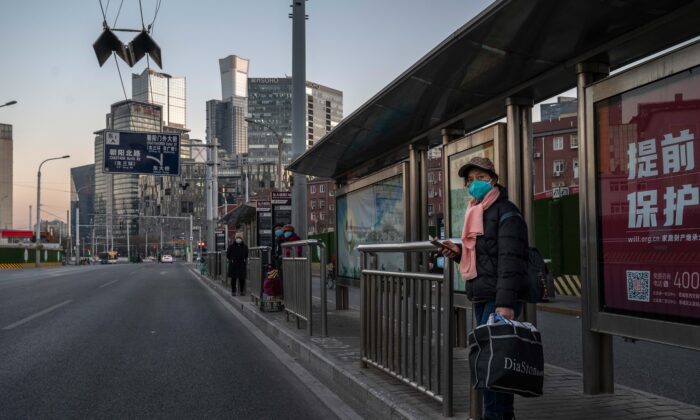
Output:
[[207, 55, 249, 157], [246, 77, 343, 194], [0, 123, 12, 230], [307, 178, 337, 235], [94, 100, 163, 253], [132, 69, 186, 128], [426, 147, 444, 237], [533, 115, 580, 199], [70, 164, 95, 248]]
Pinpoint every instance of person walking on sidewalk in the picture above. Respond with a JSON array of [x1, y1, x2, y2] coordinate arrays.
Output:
[[227, 233, 249, 296], [438, 156, 530, 420]]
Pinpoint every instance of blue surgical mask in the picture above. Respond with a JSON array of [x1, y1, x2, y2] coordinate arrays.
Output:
[[235, 239, 242, 244], [283, 231, 293, 239], [274, 229, 283, 238], [468, 180, 493, 200]]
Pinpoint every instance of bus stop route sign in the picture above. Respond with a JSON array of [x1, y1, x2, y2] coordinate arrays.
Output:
[[103, 130, 180, 175]]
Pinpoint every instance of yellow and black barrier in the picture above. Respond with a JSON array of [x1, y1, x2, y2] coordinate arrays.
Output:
[[554, 274, 581, 297]]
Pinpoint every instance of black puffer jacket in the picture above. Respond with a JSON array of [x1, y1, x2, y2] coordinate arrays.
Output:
[[459, 187, 529, 308]]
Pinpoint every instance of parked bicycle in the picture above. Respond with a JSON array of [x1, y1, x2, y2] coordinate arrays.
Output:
[[326, 262, 336, 289]]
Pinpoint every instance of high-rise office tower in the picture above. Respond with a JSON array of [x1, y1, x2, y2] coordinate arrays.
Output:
[[0, 124, 12, 230], [132, 69, 186, 128], [94, 101, 162, 252], [70, 164, 95, 247], [206, 55, 249, 157], [246, 78, 342, 190]]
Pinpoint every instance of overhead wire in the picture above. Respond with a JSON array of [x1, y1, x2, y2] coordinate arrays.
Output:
[[113, 0, 125, 27], [150, 0, 162, 32], [113, 54, 129, 101], [138, 0, 146, 29]]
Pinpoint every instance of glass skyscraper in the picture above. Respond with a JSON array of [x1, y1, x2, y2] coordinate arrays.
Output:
[[94, 101, 162, 252], [132, 69, 186, 128], [246, 77, 343, 190], [206, 55, 249, 157]]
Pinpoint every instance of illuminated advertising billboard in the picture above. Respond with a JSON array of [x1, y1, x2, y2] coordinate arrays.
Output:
[[595, 65, 700, 322], [337, 175, 404, 279]]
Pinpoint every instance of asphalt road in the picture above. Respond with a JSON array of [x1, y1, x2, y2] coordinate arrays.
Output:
[[0, 263, 336, 419]]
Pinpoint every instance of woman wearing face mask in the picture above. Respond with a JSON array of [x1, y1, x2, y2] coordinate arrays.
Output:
[[227, 233, 249, 296], [281, 224, 302, 257], [438, 156, 529, 420]]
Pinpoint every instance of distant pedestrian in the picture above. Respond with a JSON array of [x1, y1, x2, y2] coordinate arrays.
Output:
[[227, 233, 249, 296], [281, 224, 302, 257], [438, 156, 529, 420]]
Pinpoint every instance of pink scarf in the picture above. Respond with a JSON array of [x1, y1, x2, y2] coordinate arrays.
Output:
[[460, 187, 501, 280]]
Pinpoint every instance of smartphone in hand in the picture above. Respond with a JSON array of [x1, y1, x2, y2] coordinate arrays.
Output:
[[428, 235, 445, 249]]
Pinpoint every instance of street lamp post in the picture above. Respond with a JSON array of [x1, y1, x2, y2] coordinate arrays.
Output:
[[0, 100, 17, 108], [245, 118, 284, 189], [36, 155, 70, 267]]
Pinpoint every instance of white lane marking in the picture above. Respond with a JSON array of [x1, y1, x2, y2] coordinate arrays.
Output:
[[2, 300, 72, 330], [98, 279, 120, 288], [187, 268, 361, 420]]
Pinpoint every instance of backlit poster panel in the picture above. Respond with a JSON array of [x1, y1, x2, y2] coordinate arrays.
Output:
[[448, 143, 494, 293], [337, 175, 404, 279], [595, 66, 700, 321]]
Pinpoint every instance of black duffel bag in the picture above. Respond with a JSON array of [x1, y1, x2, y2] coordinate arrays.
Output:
[[468, 314, 544, 397]]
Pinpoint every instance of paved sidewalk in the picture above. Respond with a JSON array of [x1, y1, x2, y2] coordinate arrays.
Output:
[[199, 270, 700, 420]]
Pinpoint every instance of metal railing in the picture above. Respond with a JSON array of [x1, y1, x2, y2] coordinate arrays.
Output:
[[281, 239, 327, 336], [205, 251, 228, 282], [248, 246, 271, 304], [206, 252, 219, 279], [359, 241, 453, 417]]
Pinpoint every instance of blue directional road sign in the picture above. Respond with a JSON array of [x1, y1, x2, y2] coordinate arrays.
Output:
[[103, 130, 180, 175]]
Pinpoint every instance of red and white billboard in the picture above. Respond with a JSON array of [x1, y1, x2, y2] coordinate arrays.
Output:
[[595, 67, 700, 321]]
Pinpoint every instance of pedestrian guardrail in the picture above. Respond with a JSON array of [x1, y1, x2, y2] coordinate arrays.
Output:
[[281, 239, 328, 337], [248, 246, 271, 304], [358, 241, 453, 417]]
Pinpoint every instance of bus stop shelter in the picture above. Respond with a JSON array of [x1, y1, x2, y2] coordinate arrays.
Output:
[[289, 0, 700, 399]]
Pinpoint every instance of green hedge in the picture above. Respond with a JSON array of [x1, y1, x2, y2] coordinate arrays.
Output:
[[0, 247, 63, 263], [533, 195, 580, 276]]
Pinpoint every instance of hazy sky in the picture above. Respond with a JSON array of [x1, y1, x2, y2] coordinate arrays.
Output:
[[1, 0, 513, 228]]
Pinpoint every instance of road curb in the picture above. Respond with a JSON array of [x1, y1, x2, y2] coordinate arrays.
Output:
[[191, 267, 428, 420]]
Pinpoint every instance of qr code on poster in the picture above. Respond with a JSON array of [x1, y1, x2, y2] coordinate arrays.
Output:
[[626, 270, 650, 302]]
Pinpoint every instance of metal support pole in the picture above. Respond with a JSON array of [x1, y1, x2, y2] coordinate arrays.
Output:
[[212, 139, 219, 251], [145, 231, 148, 258], [521, 102, 538, 326], [442, 249, 454, 417], [76, 207, 80, 264], [126, 220, 130, 261], [307, 247, 313, 336], [291, 0, 307, 239], [35, 169, 41, 267], [409, 144, 420, 272], [320, 243, 328, 337], [189, 214, 193, 263], [577, 62, 613, 395]]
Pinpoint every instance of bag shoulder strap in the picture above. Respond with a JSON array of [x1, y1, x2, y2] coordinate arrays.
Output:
[[499, 210, 522, 225]]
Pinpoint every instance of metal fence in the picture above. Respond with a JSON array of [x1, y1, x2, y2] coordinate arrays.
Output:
[[248, 246, 271, 304], [281, 239, 328, 336], [358, 241, 453, 417], [205, 252, 228, 282]]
